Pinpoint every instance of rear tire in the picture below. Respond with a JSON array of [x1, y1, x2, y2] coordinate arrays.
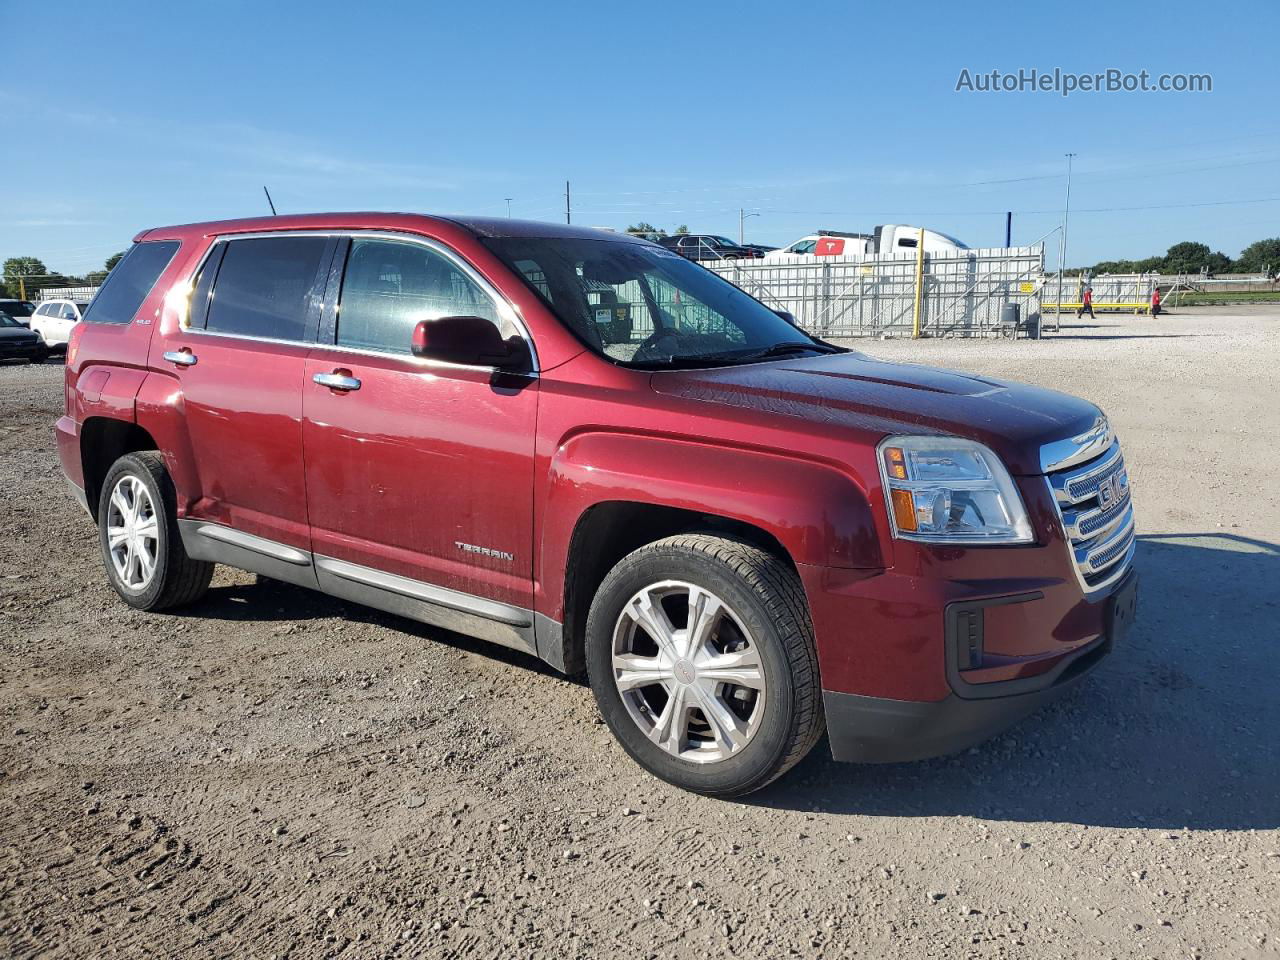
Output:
[[98, 452, 213, 611], [585, 534, 823, 797]]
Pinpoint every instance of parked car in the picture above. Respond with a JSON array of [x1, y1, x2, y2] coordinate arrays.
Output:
[[764, 225, 969, 261], [658, 234, 760, 262], [29, 299, 92, 351], [0, 311, 48, 363], [58, 213, 1138, 797], [0, 299, 37, 326]]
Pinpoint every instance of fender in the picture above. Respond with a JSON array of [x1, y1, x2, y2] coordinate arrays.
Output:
[[537, 429, 884, 623]]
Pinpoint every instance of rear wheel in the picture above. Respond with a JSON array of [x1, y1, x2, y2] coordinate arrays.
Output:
[[98, 452, 213, 611], [585, 534, 823, 797]]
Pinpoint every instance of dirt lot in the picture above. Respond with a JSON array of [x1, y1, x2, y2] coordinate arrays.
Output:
[[1, 308, 1277, 960]]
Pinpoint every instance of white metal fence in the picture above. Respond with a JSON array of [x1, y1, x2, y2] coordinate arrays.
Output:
[[1040, 273, 1156, 313], [37, 285, 100, 302], [704, 247, 1046, 337]]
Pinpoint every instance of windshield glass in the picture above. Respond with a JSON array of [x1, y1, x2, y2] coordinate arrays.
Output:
[[481, 236, 833, 368], [0, 312, 19, 327]]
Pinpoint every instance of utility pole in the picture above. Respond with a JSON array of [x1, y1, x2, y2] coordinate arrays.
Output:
[[504, 198, 513, 217], [565, 181, 571, 225], [1055, 153, 1076, 321], [739, 208, 759, 245], [1004, 211, 1012, 248]]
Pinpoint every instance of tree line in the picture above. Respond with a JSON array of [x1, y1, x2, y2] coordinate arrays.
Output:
[[0, 251, 125, 299], [1084, 238, 1280, 278]]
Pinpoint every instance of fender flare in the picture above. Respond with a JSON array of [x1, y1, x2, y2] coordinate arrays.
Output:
[[538, 430, 885, 625]]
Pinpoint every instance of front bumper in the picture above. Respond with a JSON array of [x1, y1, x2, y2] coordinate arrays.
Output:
[[0, 342, 43, 360], [822, 567, 1135, 762], [824, 632, 1110, 762]]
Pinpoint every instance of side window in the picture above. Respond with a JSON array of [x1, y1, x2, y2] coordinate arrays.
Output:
[[34, 303, 51, 316], [335, 238, 509, 355], [206, 236, 329, 341], [60, 304, 78, 320], [793, 239, 816, 255], [897, 237, 918, 249], [83, 240, 180, 325]]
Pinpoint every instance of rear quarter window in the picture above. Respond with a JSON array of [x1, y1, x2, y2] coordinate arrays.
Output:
[[82, 240, 181, 325]]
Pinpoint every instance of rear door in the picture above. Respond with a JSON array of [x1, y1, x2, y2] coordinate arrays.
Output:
[[301, 233, 538, 615], [154, 233, 336, 553]]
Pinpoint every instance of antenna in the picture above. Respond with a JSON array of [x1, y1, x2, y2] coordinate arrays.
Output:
[[263, 186, 278, 216]]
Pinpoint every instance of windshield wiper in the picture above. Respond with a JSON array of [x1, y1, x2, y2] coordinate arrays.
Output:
[[739, 340, 840, 360]]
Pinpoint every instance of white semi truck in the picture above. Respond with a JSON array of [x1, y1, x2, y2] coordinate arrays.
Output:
[[764, 225, 968, 261]]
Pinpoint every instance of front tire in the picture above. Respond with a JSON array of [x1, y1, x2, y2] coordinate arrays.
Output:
[[585, 534, 823, 797], [98, 452, 213, 611]]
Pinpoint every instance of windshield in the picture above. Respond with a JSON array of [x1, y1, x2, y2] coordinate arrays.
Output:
[[0, 312, 20, 327], [482, 236, 834, 369]]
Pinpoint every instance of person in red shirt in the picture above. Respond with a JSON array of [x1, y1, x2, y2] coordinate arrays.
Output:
[[1151, 286, 1161, 317], [1076, 286, 1095, 319]]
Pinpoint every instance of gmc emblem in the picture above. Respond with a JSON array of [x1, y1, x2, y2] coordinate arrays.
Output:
[[1097, 471, 1128, 508]]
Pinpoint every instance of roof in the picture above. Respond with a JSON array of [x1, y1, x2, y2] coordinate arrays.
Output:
[[136, 212, 643, 245]]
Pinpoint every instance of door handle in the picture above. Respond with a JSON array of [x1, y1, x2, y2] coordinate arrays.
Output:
[[313, 371, 361, 391], [163, 349, 197, 366]]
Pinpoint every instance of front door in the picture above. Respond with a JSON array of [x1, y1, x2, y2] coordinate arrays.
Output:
[[154, 233, 335, 553], [302, 235, 538, 619]]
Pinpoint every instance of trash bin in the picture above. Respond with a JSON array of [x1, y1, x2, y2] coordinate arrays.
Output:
[[1000, 301, 1020, 337], [1024, 310, 1041, 340]]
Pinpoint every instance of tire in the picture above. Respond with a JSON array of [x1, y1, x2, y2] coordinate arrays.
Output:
[[585, 533, 824, 797], [97, 451, 213, 611]]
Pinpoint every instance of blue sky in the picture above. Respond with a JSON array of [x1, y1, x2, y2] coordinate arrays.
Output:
[[2, 0, 1277, 277]]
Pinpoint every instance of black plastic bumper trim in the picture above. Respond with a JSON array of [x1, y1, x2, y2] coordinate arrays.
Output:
[[823, 652, 1101, 763]]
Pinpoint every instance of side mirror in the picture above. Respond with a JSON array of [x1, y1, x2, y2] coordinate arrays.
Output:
[[411, 316, 531, 372], [772, 309, 798, 325]]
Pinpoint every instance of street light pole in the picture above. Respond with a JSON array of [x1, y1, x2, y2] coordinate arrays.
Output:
[[739, 208, 760, 245], [504, 198, 513, 217], [1055, 153, 1076, 325]]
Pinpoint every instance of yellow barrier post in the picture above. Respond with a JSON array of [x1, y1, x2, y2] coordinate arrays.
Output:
[[911, 227, 926, 338]]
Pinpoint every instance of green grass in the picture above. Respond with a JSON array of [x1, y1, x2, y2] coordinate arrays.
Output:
[[1171, 290, 1280, 305]]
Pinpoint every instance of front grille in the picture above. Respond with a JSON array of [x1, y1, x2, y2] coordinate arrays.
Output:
[[1047, 440, 1135, 592]]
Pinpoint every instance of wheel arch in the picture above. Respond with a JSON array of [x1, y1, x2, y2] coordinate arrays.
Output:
[[538, 431, 884, 673], [80, 417, 160, 521]]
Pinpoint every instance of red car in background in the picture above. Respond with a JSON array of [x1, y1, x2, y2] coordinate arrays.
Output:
[[57, 213, 1137, 796]]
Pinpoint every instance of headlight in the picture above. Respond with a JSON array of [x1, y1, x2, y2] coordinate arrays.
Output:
[[877, 435, 1033, 544]]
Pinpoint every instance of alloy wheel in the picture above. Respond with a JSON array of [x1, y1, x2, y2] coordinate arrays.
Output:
[[106, 475, 160, 591], [611, 580, 766, 764]]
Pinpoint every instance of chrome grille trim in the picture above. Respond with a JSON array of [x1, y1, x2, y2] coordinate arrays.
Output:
[[1043, 435, 1135, 594], [1049, 442, 1124, 505], [1040, 415, 1114, 473]]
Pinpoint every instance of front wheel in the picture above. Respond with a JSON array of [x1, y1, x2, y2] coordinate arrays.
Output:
[[585, 534, 823, 797], [98, 452, 213, 611]]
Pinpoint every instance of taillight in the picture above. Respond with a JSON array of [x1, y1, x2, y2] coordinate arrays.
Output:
[[66, 323, 85, 366]]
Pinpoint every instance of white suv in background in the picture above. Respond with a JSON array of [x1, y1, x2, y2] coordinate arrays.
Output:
[[29, 299, 92, 350]]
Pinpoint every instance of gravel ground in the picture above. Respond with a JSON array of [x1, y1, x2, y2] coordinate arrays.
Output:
[[1, 307, 1277, 959]]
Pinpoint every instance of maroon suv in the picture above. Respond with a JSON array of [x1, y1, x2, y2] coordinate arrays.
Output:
[[58, 213, 1137, 796]]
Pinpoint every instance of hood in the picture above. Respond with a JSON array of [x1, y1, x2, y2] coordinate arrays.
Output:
[[0, 326, 38, 342], [649, 351, 1100, 475]]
